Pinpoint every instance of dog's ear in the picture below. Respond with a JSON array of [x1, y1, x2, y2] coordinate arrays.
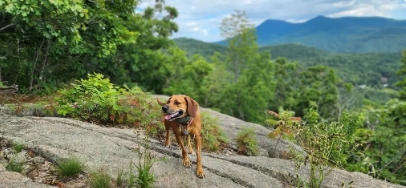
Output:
[[184, 96, 199, 118]]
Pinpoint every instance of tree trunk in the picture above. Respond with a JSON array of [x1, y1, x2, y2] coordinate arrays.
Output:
[[30, 39, 45, 93], [40, 40, 51, 82]]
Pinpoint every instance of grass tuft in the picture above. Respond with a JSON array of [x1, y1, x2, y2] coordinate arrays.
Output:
[[56, 157, 84, 178]]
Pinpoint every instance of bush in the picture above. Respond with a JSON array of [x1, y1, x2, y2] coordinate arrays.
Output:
[[236, 127, 258, 156], [56, 157, 84, 178], [55, 73, 164, 133], [201, 112, 228, 152]]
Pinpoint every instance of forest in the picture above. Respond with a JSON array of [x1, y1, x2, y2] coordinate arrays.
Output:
[[0, 0, 405, 185]]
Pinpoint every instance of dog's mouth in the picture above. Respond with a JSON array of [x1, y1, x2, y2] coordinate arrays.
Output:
[[164, 110, 184, 121]]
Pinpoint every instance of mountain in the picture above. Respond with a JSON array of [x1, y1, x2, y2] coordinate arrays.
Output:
[[214, 16, 406, 53]]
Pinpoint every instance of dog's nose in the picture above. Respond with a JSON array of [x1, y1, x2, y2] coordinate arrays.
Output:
[[162, 105, 168, 113]]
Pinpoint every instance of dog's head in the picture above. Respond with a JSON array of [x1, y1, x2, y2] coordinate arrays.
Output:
[[157, 95, 199, 121]]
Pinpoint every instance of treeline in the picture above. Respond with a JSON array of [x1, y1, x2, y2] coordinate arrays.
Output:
[[174, 38, 402, 90]]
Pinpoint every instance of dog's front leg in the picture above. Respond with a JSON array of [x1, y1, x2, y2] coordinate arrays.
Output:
[[186, 135, 194, 154], [164, 127, 171, 147], [175, 133, 191, 167], [194, 134, 205, 178]]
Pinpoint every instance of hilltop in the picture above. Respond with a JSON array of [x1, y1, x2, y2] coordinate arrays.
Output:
[[214, 16, 406, 53]]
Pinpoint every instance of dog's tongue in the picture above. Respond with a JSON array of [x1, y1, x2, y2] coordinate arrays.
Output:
[[164, 112, 179, 120], [164, 115, 172, 120]]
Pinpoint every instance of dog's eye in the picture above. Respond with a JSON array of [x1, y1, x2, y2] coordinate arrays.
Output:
[[174, 101, 180, 105]]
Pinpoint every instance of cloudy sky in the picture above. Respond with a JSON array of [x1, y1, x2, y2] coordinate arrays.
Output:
[[141, 0, 406, 42]]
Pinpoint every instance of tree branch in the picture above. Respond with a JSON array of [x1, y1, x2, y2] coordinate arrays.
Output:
[[0, 23, 15, 32]]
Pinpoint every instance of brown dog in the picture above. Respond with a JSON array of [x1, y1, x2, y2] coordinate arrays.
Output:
[[157, 95, 205, 178]]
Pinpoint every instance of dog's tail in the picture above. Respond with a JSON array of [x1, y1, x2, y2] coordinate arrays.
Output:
[[156, 97, 166, 106]]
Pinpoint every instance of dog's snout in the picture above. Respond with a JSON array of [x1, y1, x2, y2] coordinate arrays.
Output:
[[162, 105, 169, 113]]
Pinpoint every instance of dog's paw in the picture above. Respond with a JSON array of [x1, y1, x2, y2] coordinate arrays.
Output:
[[196, 169, 205, 178], [183, 158, 191, 167], [188, 149, 195, 155]]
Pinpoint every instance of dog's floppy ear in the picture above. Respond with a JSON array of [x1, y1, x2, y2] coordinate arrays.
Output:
[[184, 96, 199, 118]]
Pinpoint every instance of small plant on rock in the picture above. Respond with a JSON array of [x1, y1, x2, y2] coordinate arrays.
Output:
[[6, 156, 24, 173], [56, 157, 84, 178], [89, 170, 112, 188], [201, 111, 228, 152], [12, 142, 24, 153], [236, 127, 258, 156]]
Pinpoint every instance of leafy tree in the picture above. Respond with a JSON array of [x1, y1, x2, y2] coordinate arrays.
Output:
[[213, 10, 274, 123], [396, 50, 406, 100], [0, 0, 178, 94], [162, 48, 214, 100]]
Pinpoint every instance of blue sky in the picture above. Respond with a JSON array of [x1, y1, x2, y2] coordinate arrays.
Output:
[[140, 0, 406, 42]]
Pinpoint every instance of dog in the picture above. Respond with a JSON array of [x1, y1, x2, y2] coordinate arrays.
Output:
[[157, 95, 205, 178]]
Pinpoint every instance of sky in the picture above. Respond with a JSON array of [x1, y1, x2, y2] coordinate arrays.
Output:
[[140, 0, 406, 42]]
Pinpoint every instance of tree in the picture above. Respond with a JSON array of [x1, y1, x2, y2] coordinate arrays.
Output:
[[0, 0, 178, 93], [216, 10, 275, 123], [396, 50, 406, 100]]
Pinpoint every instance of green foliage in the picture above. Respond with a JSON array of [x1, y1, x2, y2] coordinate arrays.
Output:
[[236, 127, 258, 156], [0, 0, 178, 93], [175, 38, 402, 93], [292, 103, 350, 187], [132, 137, 159, 188], [55, 73, 164, 134], [201, 112, 228, 152], [12, 142, 24, 153], [359, 100, 406, 184], [396, 50, 406, 100], [89, 170, 112, 188], [162, 49, 214, 101], [56, 157, 84, 178], [6, 156, 24, 173], [266, 108, 301, 141]]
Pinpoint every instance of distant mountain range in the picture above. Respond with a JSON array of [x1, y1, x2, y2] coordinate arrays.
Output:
[[212, 16, 406, 53]]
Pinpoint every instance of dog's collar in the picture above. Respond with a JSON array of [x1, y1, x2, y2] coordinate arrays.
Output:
[[177, 116, 194, 135], [176, 115, 193, 126]]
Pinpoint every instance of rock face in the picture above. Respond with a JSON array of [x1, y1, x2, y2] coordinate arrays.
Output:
[[0, 104, 404, 188], [0, 164, 52, 188]]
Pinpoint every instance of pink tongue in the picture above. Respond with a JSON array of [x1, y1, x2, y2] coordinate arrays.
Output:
[[164, 115, 172, 120]]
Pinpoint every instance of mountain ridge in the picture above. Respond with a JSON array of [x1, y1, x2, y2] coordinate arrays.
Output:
[[212, 15, 406, 53]]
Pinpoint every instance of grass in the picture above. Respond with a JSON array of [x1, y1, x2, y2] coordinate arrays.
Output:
[[6, 157, 24, 173], [12, 142, 24, 153], [89, 170, 112, 188], [56, 157, 84, 178]]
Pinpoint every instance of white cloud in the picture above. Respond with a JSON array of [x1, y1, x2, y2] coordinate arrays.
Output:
[[140, 0, 406, 42]]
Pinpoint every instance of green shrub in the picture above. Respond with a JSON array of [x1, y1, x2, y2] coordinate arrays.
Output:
[[6, 157, 24, 173], [12, 142, 24, 153], [55, 73, 164, 133], [236, 127, 258, 156], [89, 170, 111, 188], [292, 102, 353, 188], [56, 157, 84, 178], [201, 111, 228, 152]]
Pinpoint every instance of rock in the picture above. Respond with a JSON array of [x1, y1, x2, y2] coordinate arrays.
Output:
[[0, 164, 54, 188], [0, 109, 404, 188]]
